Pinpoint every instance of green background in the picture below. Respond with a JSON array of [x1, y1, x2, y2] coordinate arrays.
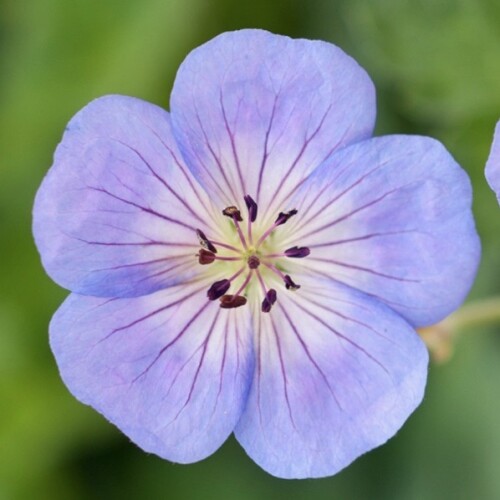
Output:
[[2, 0, 500, 498]]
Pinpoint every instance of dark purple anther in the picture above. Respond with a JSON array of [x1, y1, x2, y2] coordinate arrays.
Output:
[[196, 229, 217, 253], [275, 209, 298, 226], [222, 206, 243, 222], [219, 295, 247, 309], [207, 279, 231, 300], [198, 249, 216, 265], [284, 246, 311, 258], [247, 255, 260, 269], [244, 194, 258, 222], [284, 274, 301, 291], [261, 288, 277, 313]]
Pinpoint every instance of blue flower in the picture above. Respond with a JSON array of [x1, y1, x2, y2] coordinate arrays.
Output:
[[33, 29, 480, 479], [486, 121, 500, 201]]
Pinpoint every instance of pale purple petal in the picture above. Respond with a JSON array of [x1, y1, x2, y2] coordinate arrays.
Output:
[[33, 95, 219, 297], [170, 29, 375, 216], [235, 277, 428, 479], [485, 120, 500, 200], [284, 135, 480, 327], [50, 282, 254, 463]]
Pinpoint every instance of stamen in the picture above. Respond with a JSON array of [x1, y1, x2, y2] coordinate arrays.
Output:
[[207, 279, 231, 300], [207, 240, 241, 253], [284, 274, 301, 291], [206, 267, 245, 300], [196, 229, 217, 253], [275, 209, 297, 226], [262, 262, 301, 291], [261, 289, 277, 313], [219, 295, 247, 309], [284, 246, 311, 258], [219, 270, 253, 309], [247, 255, 260, 269], [256, 266, 277, 313], [244, 194, 258, 244], [256, 208, 298, 247], [198, 249, 216, 265], [222, 206, 243, 221], [244, 195, 258, 222], [232, 215, 248, 250]]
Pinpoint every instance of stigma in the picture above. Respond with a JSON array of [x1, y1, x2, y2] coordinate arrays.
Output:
[[195, 194, 310, 313]]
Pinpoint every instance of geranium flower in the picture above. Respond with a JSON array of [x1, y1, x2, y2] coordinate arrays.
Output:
[[33, 29, 480, 479], [486, 120, 500, 201]]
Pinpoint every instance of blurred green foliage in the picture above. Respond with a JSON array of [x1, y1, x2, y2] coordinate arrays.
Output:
[[2, 0, 500, 498]]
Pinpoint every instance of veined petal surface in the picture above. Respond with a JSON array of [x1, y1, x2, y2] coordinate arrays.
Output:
[[284, 135, 480, 327], [235, 277, 428, 479], [485, 120, 500, 200], [33, 95, 218, 298], [170, 29, 375, 219], [50, 282, 254, 463]]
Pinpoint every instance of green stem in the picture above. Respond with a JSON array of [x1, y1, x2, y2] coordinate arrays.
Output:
[[442, 296, 500, 331]]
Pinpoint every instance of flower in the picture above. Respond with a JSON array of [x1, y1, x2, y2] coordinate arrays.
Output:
[[486, 120, 500, 201], [33, 29, 480, 479]]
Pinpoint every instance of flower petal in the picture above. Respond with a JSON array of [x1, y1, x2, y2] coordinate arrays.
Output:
[[485, 120, 500, 200], [235, 277, 428, 479], [33, 95, 219, 297], [170, 29, 375, 216], [285, 135, 480, 326], [50, 282, 254, 463]]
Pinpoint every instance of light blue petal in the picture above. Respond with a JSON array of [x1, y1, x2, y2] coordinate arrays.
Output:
[[235, 277, 428, 479], [50, 283, 254, 463], [170, 29, 375, 218], [284, 135, 480, 326], [485, 120, 500, 201], [33, 95, 219, 297]]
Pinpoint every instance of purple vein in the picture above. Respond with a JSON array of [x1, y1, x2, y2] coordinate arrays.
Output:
[[256, 93, 280, 203], [114, 140, 205, 224], [194, 108, 239, 202], [287, 297, 391, 375], [134, 259, 195, 285], [270, 104, 333, 205], [269, 314, 297, 429], [298, 186, 406, 240], [171, 309, 221, 422], [138, 118, 213, 215], [308, 230, 419, 249], [132, 300, 212, 382], [297, 292, 398, 346], [219, 90, 246, 196], [90, 254, 191, 273], [307, 257, 420, 283], [292, 160, 389, 235], [279, 302, 343, 411], [307, 266, 426, 311], [99, 284, 207, 343], [87, 185, 196, 230]]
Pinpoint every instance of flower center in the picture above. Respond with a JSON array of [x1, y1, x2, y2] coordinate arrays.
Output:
[[195, 194, 310, 313]]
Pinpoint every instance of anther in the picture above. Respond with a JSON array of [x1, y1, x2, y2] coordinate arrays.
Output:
[[284, 246, 311, 258], [247, 255, 260, 269], [219, 295, 247, 308], [207, 279, 231, 300], [284, 274, 301, 291], [196, 229, 217, 253], [275, 209, 297, 226], [198, 249, 216, 265], [222, 206, 243, 222], [261, 289, 277, 313], [244, 195, 258, 222]]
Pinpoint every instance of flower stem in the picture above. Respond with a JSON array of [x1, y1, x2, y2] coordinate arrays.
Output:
[[418, 296, 500, 363]]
